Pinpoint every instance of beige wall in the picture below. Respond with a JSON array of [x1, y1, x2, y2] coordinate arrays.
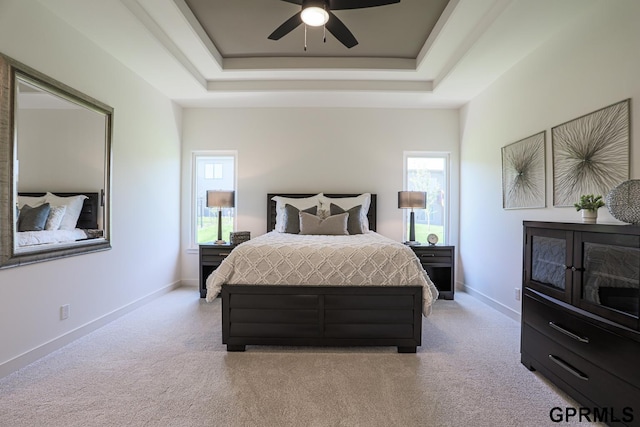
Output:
[[459, 0, 640, 319], [180, 108, 460, 286], [18, 109, 105, 192], [0, 0, 182, 375]]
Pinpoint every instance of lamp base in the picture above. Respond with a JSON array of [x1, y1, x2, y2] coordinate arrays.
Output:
[[404, 240, 421, 246], [214, 240, 227, 245]]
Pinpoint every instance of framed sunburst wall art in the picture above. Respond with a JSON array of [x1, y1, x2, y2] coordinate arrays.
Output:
[[502, 131, 546, 209], [552, 99, 630, 207]]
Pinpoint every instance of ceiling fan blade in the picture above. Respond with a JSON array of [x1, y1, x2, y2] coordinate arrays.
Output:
[[330, 0, 400, 10], [279, 0, 303, 4], [268, 13, 303, 40], [325, 12, 358, 48]]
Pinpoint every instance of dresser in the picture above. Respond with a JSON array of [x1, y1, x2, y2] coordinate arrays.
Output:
[[199, 243, 235, 298], [521, 221, 640, 426], [410, 245, 455, 300]]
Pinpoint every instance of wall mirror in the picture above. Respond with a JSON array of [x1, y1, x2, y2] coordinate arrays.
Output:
[[0, 53, 112, 269]]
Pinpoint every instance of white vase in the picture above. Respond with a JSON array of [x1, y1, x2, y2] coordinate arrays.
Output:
[[581, 209, 597, 223]]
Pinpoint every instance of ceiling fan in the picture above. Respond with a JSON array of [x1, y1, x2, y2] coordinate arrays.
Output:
[[268, 0, 401, 50]]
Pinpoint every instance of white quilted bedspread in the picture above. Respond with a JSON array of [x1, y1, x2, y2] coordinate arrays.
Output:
[[205, 231, 439, 316]]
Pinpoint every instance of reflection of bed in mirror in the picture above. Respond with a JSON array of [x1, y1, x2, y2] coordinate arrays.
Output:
[[1, 52, 112, 268], [16, 192, 102, 249]]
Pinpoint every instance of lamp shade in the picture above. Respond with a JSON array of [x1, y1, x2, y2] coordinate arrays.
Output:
[[207, 190, 235, 208], [398, 191, 426, 209]]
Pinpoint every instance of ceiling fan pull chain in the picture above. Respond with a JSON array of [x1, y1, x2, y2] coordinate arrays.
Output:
[[323, 25, 326, 43], [304, 24, 307, 51]]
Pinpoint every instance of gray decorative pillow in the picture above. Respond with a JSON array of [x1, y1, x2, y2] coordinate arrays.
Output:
[[284, 204, 317, 234], [299, 212, 348, 235], [18, 203, 51, 232], [330, 203, 364, 235]]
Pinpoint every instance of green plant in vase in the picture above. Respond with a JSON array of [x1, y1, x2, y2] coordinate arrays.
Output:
[[574, 194, 605, 223]]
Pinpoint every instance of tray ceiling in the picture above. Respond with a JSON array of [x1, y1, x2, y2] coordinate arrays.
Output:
[[39, 0, 600, 108]]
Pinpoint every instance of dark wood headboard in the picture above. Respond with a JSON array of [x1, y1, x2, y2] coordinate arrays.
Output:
[[267, 193, 377, 232], [18, 192, 100, 229]]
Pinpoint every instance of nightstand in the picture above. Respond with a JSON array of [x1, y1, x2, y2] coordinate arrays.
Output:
[[199, 243, 235, 298], [410, 245, 455, 300]]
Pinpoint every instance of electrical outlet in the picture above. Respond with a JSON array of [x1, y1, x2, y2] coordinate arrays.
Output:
[[514, 288, 521, 301], [60, 304, 70, 320]]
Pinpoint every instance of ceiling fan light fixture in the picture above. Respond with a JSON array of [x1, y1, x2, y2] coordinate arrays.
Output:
[[301, 6, 329, 27]]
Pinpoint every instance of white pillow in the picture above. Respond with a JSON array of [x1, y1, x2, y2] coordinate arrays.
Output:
[[271, 193, 323, 232], [320, 193, 371, 231], [18, 195, 45, 208], [45, 205, 67, 231], [44, 192, 88, 230]]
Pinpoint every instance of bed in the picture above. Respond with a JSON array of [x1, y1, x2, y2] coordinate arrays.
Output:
[[16, 192, 101, 248], [206, 193, 439, 353]]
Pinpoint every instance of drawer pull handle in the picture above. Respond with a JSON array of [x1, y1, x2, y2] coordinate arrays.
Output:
[[548, 322, 589, 343], [548, 354, 589, 381]]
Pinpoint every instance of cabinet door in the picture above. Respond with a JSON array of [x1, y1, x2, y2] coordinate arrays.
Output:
[[573, 232, 640, 330], [524, 227, 573, 303]]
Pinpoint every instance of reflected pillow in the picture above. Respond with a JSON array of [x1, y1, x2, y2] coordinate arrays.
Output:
[[299, 212, 348, 235], [44, 192, 88, 230], [271, 193, 323, 232], [45, 205, 67, 231], [329, 203, 364, 235], [283, 204, 317, 234], [18, 195, 45, 208], [321, 193, 371, 231], [18, 203, 51, 232]]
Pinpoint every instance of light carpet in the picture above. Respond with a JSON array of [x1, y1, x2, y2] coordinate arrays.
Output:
[[0, 288, 600, 427]]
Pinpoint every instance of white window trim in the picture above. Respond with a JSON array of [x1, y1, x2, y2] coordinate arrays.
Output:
[[190, 150, 238, 250], [402, 151, 450, 245]]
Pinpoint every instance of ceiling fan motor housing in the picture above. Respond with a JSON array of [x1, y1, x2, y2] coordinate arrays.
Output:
[[271, 0, 400, 48], [302, 0, 330, 10], [301, 0, 330, 26]]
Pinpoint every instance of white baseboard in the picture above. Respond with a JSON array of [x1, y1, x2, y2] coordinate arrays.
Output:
[[462, 283, 521, 323], [181, 278, 198, 288], [0, 280, 181, 379]]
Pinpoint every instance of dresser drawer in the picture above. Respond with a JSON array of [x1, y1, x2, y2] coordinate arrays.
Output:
[[523, 293, 640, 387], [523, 325, 640, 422]]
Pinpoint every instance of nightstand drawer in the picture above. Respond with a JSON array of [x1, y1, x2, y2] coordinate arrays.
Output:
[[417, 256, 451, 266], [414, 250, 452, 265], [201, 253, 231, 263], [414, 248, 452, 257], [523, 292, 640, 386]]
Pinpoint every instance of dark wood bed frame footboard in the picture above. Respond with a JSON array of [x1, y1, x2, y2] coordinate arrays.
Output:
[[222, 285, 423, 353]]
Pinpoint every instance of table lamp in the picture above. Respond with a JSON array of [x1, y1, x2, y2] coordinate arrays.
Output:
[[398, 191, 426, 245], [207, 190, 235, 244]]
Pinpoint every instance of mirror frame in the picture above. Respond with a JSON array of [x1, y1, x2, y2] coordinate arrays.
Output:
[[0, 53, 112, 268]]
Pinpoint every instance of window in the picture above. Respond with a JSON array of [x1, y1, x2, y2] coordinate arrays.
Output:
[[205, 163, 223, 180], [192, 152, 236, 246], [404, 152, 449, 244]]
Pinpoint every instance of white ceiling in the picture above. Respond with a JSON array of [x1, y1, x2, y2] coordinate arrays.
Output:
[[39, 0, 599, 109]]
